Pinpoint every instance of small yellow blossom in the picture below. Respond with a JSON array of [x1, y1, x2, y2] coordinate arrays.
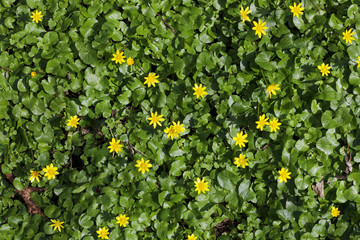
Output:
[[108, 138, 123, 154], [187, 234, 198, 240], [112, 50, 126, 64], [29, 170, 41, 183], [50, 219, 64, 232], [356, 56, 360, 68], [256, 114, 269, 131], [144, 72, 160, 87], [30, 10, 43, 23], [317, 63, 331, 77], [171, 121, 185, 134], [233, 131, 248, 148], [234, 154, 249, 168], [42, 164, 59, 180], [193, 83, 208, 99], [96, 227, 110, 239], [31, 72, 37, 77], [343, 29, 355, 45], [147, 112, 165, 129], [269, 118, 281, 132], [116, 214, 129, 227], [266, 84, 280, 98], [194, 177, 209, 194], [331, 206, 340, 218], [164, 126, 178, 140], [252, 19, 268, 39], [135, 158, 152, 174], [127, 57, 134, 66], [67, 115, 80, 128], [278, 168, 291, 183], [289, 2, 304, 18], [240, 6, 251, 23]]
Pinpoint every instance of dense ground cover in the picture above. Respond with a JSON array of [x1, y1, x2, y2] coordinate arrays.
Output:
[[1, 0, 360, 239]]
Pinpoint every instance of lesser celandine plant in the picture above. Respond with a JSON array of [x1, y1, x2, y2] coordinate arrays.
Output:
[[0, 0, 358, 239]]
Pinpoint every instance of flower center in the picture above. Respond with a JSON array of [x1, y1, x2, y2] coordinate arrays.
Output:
[[140, 162, 147, 169]]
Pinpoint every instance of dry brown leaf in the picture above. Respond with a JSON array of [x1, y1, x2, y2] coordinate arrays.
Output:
[[312, 176, 324, 198], [345, 145, 353, 175]]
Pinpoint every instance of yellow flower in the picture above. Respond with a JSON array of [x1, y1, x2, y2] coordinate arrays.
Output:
[[233, 131, 248, 148], [252, 19, 268, 39], [31, 72, 37, 77], [289, 2, 304, 18], [127, 57, 134, 66], [50, 219, 64, 232], [164, 126, 178, 140], [265, 84, 280, 98], [278, 168, 291, 183], [144, 72, 160, 87], [194, 177, 209, 194], [193, 83, 208, 99], [240, 6, 251, 23], [343, 29, 355, 45], [356, 56, 360, 68], [67, 115, 80, 128], [29, 170, 41, 182], [317, 63, 331, 77], [187, 234, 198, 240], [108, 138, 123, 154], [112, 50, 126, 64], [331, 206, 340, 218], [171, 121, 185, 134], [135, 158, 152, 174], [42, 164, 59, 180], [256, 114, 269, 131], [269, 118, 281, 132], [30, 10, 43, 23], [147, 112, 165, 129], [116, 214, 129, 227], [96, 227, 110, 239], [234, 154, 249, 168]]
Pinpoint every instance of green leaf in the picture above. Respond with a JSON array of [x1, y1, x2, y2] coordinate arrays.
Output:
[[316, 137, 335, 155], [196, 52, 216, 71], [238, 179, 257, 203], [349, 72, 360, 86], [328, 14, 343, 30], [150, 92, 166, 108], [276, 209, 292, 222], [348, 172, 360, 185], [347, 45, 360, 60], [0, 52, 9, 67], [80, 18, 98, 40], [85, 67, 100, 86], [4, 17, 15, 29], [79, 213, 94, 228], [44, 205, 60, 218], [13, 178, 24, 191], [173, 56, 185, 72], [347, 4, 358, 18], [79, 45, 98, 65], [72, 183, 90, 194], [169, 159, 186, 176], [217, 170, 236, 191], [255, 51, 277, 71], [169, 142, 184, 157], [46, 58, 61, 75], [95, 100, 111, 118], [43, 32, 59, 46]]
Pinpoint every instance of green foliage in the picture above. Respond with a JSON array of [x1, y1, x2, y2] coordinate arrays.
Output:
[[1, 0, 360, 239]]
